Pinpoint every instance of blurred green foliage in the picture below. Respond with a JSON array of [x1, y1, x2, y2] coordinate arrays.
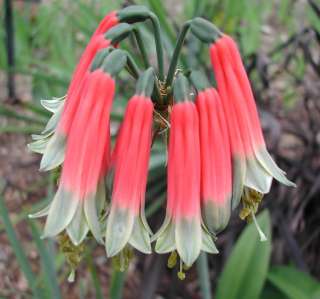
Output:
[[0, 0, 320, 298]]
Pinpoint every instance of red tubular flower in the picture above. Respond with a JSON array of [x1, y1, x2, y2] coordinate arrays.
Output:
[[40, 12, 119, 171], [105, 69, 155, 257], [191, 72, 232, 234], [41, 50, 128, 245], [210, 36, 295, 209], [221, 35, 293, 180], [154, 74, 218, 267]]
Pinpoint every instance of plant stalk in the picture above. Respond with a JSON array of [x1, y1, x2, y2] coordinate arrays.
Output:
[[133, 28, 149, 68], [166, 20, 192, 88], [149, 13, 164, 80]]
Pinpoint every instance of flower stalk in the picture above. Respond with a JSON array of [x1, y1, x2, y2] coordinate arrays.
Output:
[[166, 21, 192, 88]]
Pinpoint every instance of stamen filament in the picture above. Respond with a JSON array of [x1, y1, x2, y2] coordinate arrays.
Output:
[[177, 259, 186, 280], [252, 212, 267, 242]]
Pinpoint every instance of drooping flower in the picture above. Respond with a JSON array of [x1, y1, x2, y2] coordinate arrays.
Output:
[[28, 7, 298, 277], [221, 34, 294, 186], [40, 12, 119, 171], [210, 36, 295, 210], [190, 72, 232, 234], [30, 50, 128, 245], [154, 74, 218, 268], [105, 68, 155, 257]]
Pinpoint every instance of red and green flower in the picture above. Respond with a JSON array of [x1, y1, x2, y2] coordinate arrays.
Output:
[[29, 6, 295, 279]]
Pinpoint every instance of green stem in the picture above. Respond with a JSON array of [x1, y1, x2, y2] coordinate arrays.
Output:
[[133, 28, 149, 68], [110, 270, 126, 299], [166, 20, 192, 88], [149, 12, 164, 80], [126, 53, 140, 79], [196, 253, 212, 299]]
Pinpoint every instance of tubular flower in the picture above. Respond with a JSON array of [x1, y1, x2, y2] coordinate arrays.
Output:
[[191, 72, 232, 234], [40, 12, 119, 171], [30, 50, 128, 245], [154, 74, 218, 268], [210, 36, 295, 209], [105, 69, 155, 257], [30, 6, 296, 279]]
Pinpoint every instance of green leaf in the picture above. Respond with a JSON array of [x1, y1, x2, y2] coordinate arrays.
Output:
[[267, 266, 320, 299], [215, 210, 272, 299], [110, 270, 126, 299], [0, 125, 42, 134], [260, 282, 289, 299], [196, 252, 212, 299], [0, 104, 46, 125], [0, 194, 43, 298], [28, 219, 62, 299], [87, 255, 104, 299]]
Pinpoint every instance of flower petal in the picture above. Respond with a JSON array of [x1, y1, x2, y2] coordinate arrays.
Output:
[[154, 217, 176, 254], [40, 133, 66, 171], [175, 217, 202, 267], [83, 180, 106, 244], [129, 217, 152, 254], [245, 157, 273, 194], [28, 203, 51, 219], [43, 188, 79, 238], [66, 202, 89, 246], [201, 228, 219, 254], [105, 207, 135, 257]]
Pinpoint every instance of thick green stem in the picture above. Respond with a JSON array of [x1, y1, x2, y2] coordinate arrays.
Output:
[[133, 28, 149, 68], [166, 20, 192, 88], [126, 53, 140, 79], [149, 13, 164, 80]]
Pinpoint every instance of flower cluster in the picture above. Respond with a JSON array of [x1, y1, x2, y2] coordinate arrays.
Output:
[[29, 6, 295, 279]]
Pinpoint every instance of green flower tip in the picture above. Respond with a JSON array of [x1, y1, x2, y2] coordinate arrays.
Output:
[[105, 23, 133, 44], [117, 5, 151, 23], [173, 73, 191, 102]]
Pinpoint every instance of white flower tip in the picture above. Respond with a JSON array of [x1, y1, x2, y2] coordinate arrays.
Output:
[[68, 270, 75, 283], [252, 212, 268, 242], [259, 232, 268, 242]]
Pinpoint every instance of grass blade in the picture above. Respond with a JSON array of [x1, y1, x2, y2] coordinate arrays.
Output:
[[0, 193, 43, 298], [196, 252, 212, 299], [0, 125, 42, 134], [215, 210, 272, 299], [87, 255, 103, 299], [110, 270, 126, 299], [0, 104, 46, 125], [28, 219, 62, 299]]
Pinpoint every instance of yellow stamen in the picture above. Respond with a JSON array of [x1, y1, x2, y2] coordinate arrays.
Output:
[[239, 187, 267, 242], [112, 246, 134, 272], [177, 259, 186, 281], [58, 233, 85, 282], [167, 251, 178, 268]]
